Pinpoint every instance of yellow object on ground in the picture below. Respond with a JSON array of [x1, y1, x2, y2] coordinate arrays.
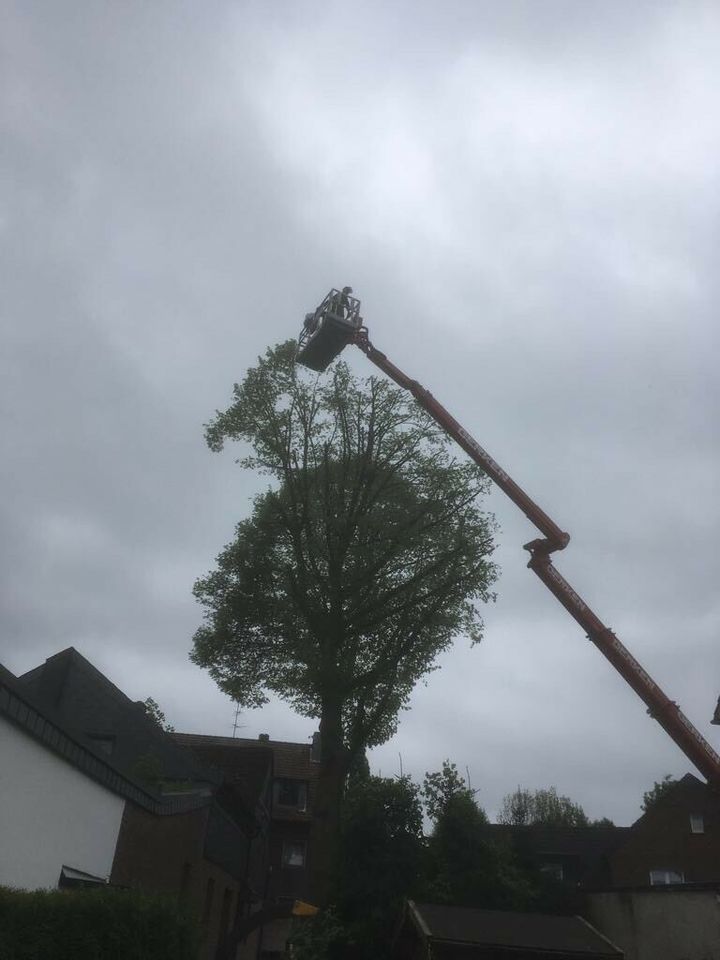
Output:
[[292, 900, 319, 917]]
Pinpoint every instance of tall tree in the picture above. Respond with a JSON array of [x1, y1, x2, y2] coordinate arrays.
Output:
[[191, 341, 498, 901], [497, 786, 589, 827]]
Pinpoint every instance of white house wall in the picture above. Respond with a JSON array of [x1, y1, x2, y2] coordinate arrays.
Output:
[[0, 716, 125, 890]]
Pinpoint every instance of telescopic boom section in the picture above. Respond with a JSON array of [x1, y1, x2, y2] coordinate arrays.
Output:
[[353, 333, 570, 553], [526, 552, 720, 785], [294, 292, 720, 786], [351, 330, 720, 786]]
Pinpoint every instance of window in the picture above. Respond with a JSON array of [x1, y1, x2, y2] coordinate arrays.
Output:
[[540, 863, 564, 882], [649, 869, 684, 885], [274, 778, 307, 811], [282, 841, 306, 868], [690, 814, 704, 834]]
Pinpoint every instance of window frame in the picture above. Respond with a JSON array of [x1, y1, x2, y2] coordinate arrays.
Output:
[[281, 840, 307, 869], [274, 777, 308, 812], [689, 813, 704, 834], [539, 862, 564, 882], [649, 868, 684, 886]]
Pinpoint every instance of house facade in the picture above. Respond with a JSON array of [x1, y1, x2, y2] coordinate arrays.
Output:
[[488, 824, 631, 893], [0, 664, 130, 890], [4, 649, 273, 960], [488, 777, 720, 960], [174, 731, 321, 957], [606, 773, 720, 888]]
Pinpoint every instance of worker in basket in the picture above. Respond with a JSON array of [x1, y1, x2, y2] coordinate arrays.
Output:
[[302, 286, 353, 336], [335, 285, 353, 319]]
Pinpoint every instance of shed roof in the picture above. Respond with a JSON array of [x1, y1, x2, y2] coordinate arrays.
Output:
[[408, 901, 622, 957]]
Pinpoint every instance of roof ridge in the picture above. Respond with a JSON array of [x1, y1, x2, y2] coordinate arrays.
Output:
[[20, 646, 144, 714], [174, 732, 311, 749]]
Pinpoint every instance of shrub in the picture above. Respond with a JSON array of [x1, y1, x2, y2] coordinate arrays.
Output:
[[0, 886, 201, 960]]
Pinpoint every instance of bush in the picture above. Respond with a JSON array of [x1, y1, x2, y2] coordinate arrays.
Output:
[[0, 886, 201, 960]]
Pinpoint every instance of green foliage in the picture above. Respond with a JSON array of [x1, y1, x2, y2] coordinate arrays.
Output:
[[336, 774, 425, 952], [290, 774, 425, 958], [0, 886, 200, 960], [641, 774, 677, 813], [421, 762, 533, 910], [422, 760, 476, 823], [142, 697, 175, 733], [192, 341, 498, 759], [497, 786, 589, 827], [425, 775, 532, 911], [290, 908, 355, 960], [590, 816, 616, 827]]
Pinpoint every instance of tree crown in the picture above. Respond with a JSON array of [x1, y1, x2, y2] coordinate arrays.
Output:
[[422, 760, 479, 823], [497, 786, 589, 828], [191, 342, 498, 759], [641, 774, 677, 813]]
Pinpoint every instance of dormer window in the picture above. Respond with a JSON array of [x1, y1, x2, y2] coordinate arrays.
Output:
[[690, 814, 704, 834]]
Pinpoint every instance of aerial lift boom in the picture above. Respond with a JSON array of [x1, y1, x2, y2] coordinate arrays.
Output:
[[296, 290, 720, 786]]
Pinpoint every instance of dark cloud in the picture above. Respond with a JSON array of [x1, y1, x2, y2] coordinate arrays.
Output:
[[2, 0, 718, 824]]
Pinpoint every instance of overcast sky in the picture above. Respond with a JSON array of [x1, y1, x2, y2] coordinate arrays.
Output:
[[2, 0, 719, 826]]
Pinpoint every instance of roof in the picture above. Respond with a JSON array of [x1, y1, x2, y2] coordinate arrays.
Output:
[[488, 824, 630, 889], [408, 902, 622, 957], [489, 824, 630, 858], [171, 735, 274, 816], [0, 662, 202, 815], [173, 732, 320, 822], [628, 772, 711, 827], [174, 733, 320, 782], [18, 647, 218, 788]]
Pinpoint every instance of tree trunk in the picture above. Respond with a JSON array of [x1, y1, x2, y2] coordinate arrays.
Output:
[[307, 700, 347, 906]]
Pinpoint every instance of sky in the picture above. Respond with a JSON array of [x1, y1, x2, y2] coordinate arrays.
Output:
[[2, 0, 718, 826]]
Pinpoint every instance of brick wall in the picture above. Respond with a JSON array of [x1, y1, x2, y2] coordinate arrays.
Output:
[[111, 801, 254, 960], [609, 777, 720, 887]]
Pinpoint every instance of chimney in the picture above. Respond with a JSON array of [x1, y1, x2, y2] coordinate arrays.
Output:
[[258, 733, 270, 742], [311, 731, 321, 762]]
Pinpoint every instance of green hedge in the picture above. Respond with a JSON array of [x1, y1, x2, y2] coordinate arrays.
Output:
[[0, 886, 201, 960]]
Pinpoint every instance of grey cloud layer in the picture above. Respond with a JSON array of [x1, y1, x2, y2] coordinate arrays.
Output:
[[2, 0, 718, 823]]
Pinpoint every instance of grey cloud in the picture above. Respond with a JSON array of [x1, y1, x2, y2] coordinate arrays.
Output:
[[2, 0, 718, 825]]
